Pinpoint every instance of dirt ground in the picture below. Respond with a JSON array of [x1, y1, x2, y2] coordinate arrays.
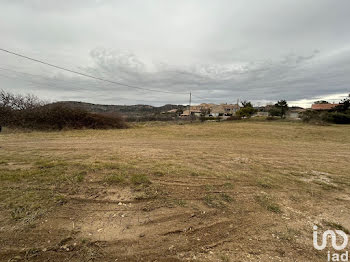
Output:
[[0, 121, 349, 261]]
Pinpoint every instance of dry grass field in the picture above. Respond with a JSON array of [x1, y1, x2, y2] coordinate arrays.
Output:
[[0, 121, 349, 261]]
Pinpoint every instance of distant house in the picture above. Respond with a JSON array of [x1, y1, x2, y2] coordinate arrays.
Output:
[[191, 110, 202, 117], [180, 110, 190, 117], [210, 105, 225, 117], [223, 104, 240, 115], [252, 105, 272, 117], [253, 105, 305, 118], [188, 105, 203, 117], [180, 103, 240, 118], [287, 108, 305, 119], [211, 104, 240, 117], [311, 104, 339, 110], [180, 109, 201, 117], [285, 107, 305, 119]]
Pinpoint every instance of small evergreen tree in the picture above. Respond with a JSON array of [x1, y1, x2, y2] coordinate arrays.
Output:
[[236, 101, 257, 118], [269, 100, 289, 119]]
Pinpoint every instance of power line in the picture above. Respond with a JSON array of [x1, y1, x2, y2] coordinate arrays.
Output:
[[0, 66, 120, 92], [0, 73, 175, 104], [0, 48, 186, 95], [0, 67, 187, 102], [0, 67, 192, 104], [0, 66, 93, 85], [0, 66, 225, 105]]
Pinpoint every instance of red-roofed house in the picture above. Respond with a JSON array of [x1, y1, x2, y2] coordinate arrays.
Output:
[[311, 103, 339, 110]]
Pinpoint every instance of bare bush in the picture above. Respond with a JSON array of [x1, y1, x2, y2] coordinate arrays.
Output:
[[0, 89, 44, 110], [0, 90, 127, 130]]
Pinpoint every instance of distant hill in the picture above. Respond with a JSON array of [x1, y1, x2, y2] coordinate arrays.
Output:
[[53, 101, 186, 121]]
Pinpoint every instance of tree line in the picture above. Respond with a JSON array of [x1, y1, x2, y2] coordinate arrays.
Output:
[[234, 100, 289, 119], [233, 96, 350, 124]]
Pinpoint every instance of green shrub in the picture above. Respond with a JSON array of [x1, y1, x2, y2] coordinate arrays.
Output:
[[255, 194, 282, 213], [130, 174, 151, 185], [105, 173, 126, 184], [322, 112, 350, 124], [301, 110, 322, 123], [301, 109, 350, 125], [236, 107, 257, 118]]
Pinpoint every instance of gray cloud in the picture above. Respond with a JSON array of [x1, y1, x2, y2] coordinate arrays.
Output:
[[0, 0, 349, 107]]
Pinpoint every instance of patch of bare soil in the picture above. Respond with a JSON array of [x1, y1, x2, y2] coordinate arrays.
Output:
[[1, 173, 330, 262], [300, 170, 337, 187]]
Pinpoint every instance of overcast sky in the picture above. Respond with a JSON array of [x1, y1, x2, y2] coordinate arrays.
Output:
[[0, 0, 349, 107]]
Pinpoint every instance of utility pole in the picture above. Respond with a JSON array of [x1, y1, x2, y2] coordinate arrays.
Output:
[[189, 92, 192, 122]]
